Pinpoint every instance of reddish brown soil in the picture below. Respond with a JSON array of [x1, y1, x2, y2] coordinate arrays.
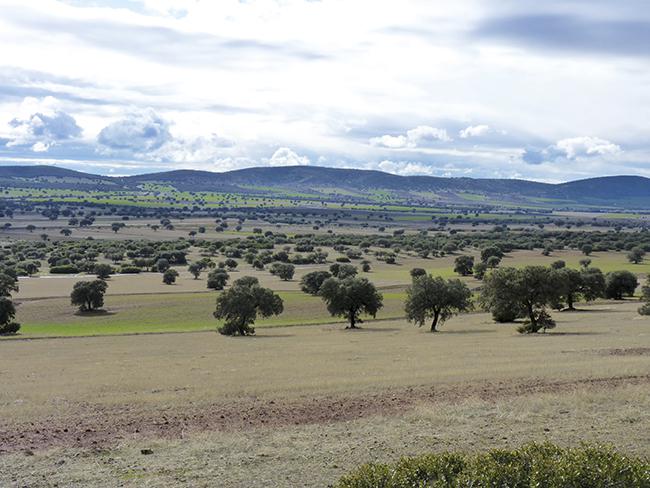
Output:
[[2, 374, 648, 454]]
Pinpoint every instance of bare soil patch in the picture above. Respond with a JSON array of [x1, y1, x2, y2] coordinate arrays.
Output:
[[2, 374, 648, 454]]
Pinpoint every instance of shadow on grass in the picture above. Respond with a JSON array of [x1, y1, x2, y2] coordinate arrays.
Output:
[[219, 332, 296, 338], [73, 309, 116, 317], [343, 327, 402, 332], [438, 329, 496, 334], [250, 333, 296, 339], [524, 331, 604, 336], [559, 308, 625, 313]]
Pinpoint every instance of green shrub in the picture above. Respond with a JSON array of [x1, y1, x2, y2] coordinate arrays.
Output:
[[335, 443, 649, 488]]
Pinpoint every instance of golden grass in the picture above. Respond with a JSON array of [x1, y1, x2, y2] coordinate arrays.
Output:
[[1, 385, 648, 487], [2, 301, 649, 422]]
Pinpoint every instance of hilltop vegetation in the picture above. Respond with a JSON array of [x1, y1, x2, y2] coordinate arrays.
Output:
[[1, 164, 650, 209]]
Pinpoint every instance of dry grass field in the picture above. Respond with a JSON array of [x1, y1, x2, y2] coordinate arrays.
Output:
[[1, 300, 648, 486]]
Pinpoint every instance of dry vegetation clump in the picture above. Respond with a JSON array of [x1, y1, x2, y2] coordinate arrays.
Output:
[[336, 443, 650, 488]]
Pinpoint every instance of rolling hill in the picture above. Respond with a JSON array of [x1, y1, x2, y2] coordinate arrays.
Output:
[[0, 164, 648, 208]]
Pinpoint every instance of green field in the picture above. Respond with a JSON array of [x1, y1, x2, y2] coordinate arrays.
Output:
[[12, 290, 408, 338]]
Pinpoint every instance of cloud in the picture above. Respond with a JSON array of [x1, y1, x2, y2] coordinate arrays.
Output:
[[97, 108, 171, 152], [459, 124, 489, 138], [377, 160, 434, 176], [473, 13, 650, 58], [96, 108, 242, 166], [31, 141, 50, 152], [522, 136, 621, 164], [267, 147, 310, 167], [1, 2, 649, 182], [369, 134, 408, 149], [6, 8, 326, 69], [4, 97, 82, 152], [407, 125, 452, 144], [522, 147, 546, 165], [152, 133, 235, 163], [9, 111, 82, 141], [370, 125, 451, 148], [554, 136, 621, 159]]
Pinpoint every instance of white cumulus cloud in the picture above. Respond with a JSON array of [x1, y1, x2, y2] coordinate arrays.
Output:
[[268, 147, 310, 167], [459, 124, 490, 138], [554, 136, 621, 159], [97, 108, 172, 153], [377, 160, 434, 176], [370, 125, 451, 149], [4, 96, 82, 152], [522, 136, 622, 165]]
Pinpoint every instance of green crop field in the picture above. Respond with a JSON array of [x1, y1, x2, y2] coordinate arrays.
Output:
[[11, 290, 408, 338]]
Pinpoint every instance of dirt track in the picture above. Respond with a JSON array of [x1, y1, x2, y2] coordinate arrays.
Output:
[[2, 374, 648, 454]]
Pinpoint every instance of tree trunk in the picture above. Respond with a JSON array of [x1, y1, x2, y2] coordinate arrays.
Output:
[[526, 303, 537, 331], [348, 309, 357, 329], [430, 310, 440, 332], [567, 293, 575, 310]]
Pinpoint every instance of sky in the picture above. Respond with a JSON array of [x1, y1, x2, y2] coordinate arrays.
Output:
[[0, 0, 649, 182]]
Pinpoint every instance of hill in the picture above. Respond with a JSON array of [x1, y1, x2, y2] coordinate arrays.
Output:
[[0, 164, 648, 208]]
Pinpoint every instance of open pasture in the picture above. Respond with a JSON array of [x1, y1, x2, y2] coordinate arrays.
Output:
[[1, 196, 649, 486], [3, 247, 646, 340], [0, 300, 648, 486]]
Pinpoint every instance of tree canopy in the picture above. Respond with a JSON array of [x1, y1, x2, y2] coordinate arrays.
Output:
[[481, 266, 559, 333], [300, 270, 332, 295], [0, 273, 19, 297], [71, 279, 108, 312], [207, 269, 229, 290], [319, 276, 383, 329], [214, 276, 283, 336], [163, 268, 179, 285], [405, 275, 472, 332], [453, 255, 474, 276], [270, 263, 295, 281], [604, 270, 638, 300], [0, 296, 20, 335]]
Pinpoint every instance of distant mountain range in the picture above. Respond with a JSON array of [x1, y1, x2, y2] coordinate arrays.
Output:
[[0, 164, 649, 208]]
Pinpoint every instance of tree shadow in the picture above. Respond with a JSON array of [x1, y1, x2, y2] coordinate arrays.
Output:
[[523, 331, 603, 336], [250, 333, 295, 339], [439, 329, 495, 334], [218, 332, 295, 338], [343, 327, 402, 332], [559, 308, 627, 313], [73, 309, 116, 317]]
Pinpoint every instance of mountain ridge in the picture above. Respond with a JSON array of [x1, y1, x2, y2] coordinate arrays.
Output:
[[0, 164, 648, 207]]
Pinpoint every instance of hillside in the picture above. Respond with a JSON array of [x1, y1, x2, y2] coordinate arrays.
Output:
[[0, 165, 648, 208]]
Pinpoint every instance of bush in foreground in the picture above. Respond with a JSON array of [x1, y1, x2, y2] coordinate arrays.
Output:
[[335, 443, 649, 488]]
